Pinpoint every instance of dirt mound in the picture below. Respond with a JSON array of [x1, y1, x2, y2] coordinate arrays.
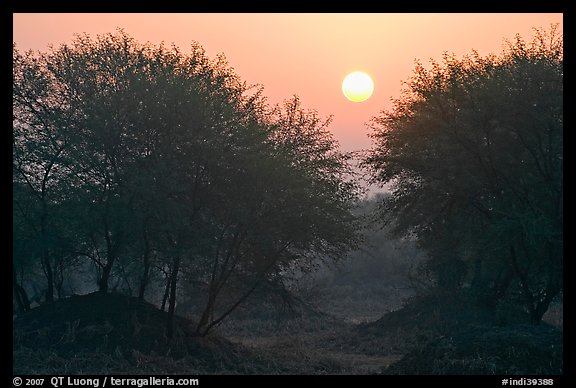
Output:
[[13, 292, 263, 374], [325, 293, 493, 357], [384, 324, 563, 375], [323, 292, 562, 375], [360, 292, 495, 335]]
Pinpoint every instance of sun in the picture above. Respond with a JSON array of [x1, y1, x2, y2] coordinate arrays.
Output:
[[342, 71, 374, 102]]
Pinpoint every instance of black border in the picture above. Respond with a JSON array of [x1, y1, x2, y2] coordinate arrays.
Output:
[[7, 2, 569, 384], [7, 1, 569, 13]]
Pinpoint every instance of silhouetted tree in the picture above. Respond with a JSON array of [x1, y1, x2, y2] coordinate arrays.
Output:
[[192, 96, 360, 335], [13, 45, 77, 303], [13, 31, 360, 337], [365, 26, 562, 323]]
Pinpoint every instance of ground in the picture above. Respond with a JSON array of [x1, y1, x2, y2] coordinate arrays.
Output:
[[12, 291, 563, 375]]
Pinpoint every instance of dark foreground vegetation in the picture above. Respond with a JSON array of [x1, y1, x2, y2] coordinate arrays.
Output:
[[13, 290, 562, 374], [13, 26, 562, 375]]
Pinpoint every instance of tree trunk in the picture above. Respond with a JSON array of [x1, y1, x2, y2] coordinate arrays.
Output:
[[161, 274, 170, 312], [166, 257, 180, 339], [197, 278, 261, 336], [196, 291, 216, 335], [531, 240, 563, 324], [99, 260, 114, 293], [41, 250, 54, 303], [55, 255, 65, 299], [100, 213, 121, 293], [39, 200, 54, 304], [508, 245, 539, 319], [532, 299, 552, 324], [13, 267, 30, 313], [138, 223, 151, 301], [138, 260, 150, 300], [531, 280, 562, 324], [196, 241, 292, 336]]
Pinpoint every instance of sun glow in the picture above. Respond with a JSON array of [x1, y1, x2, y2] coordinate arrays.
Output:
[[342, 71, 374, 102]]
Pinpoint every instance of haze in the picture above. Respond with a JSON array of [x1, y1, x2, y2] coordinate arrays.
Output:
[[13, 13, 562, 151]]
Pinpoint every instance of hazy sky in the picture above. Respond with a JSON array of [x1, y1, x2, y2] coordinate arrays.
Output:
[[13, 13, 562, 152]]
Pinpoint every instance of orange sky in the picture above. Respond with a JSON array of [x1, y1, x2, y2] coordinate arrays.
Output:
[[13, 13, 562, 152]]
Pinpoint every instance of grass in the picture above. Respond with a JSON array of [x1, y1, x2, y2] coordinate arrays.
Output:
[[13, 292, 270, 374], [13, 289, 563, 375], [384, 324, 563, 375]]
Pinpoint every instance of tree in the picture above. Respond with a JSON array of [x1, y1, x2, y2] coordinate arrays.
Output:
[[13, 31, 360, 336], [365, 26, 562, 323], [13, 45, 77, 303], [191, 96, 360, 335]]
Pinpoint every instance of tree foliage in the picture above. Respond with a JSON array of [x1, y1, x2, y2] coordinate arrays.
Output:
[[13, 31, 360, 334], [365, 26, 562, 323]]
